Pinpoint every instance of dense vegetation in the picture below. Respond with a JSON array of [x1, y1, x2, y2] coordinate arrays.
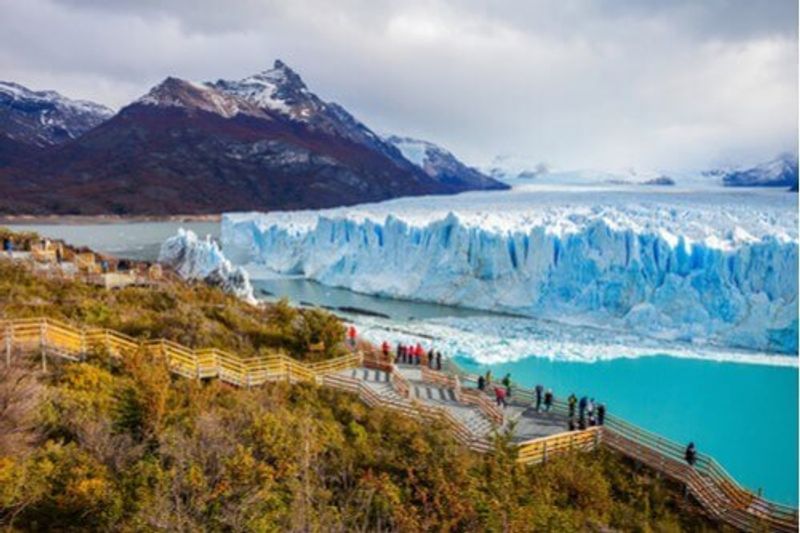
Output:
[[0, 249, 722, 531], [0, 354, 720, 532], [0, 258, 346, 362]]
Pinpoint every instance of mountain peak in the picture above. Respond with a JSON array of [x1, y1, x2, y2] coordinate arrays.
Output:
[[249, 60, 308, 95], [135, 76, 261, 119], [0, 80, 113, 147]]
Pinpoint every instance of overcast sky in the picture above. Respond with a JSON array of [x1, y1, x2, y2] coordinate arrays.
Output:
[[1, 0, 796, 171]]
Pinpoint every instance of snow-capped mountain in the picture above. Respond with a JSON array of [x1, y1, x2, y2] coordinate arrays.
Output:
[[484, 155, 549, 181], [720, 154, 798, 189], [136, 77, 267, 119], [0, 81, 113, 147], [210, 60, 410, 168], [0, 61, 505, 215], [386, 135, 507, 191]]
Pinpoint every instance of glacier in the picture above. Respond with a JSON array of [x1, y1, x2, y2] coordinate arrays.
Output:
[[159, 228, 256, 304], [221, 186, 798, 355]]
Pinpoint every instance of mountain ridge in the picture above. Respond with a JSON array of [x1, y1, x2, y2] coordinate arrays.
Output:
[[0, 62, 507, 215]]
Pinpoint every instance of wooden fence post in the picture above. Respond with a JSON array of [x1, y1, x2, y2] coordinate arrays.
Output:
[[40, 320, 47, 372], [5, 323, 11, 367], [80, 328, 87, 362]]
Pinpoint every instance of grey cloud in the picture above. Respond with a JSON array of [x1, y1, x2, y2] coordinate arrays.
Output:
[[0, 0, 796, 171]]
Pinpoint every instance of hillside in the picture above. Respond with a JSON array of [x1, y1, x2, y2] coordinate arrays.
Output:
[[0, 233, 724, 531], [0, 63, 506, 215]]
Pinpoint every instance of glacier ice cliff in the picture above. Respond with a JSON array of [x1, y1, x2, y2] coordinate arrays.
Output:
[[159, 228, 256, 304], [221, 191, 798, 355]]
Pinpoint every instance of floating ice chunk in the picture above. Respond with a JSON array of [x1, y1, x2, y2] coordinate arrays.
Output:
[[159, 228, 256, 304]]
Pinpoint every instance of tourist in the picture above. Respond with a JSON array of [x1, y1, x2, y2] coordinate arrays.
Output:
[[568, 417, 576, 431], [587, 398, 595, 418], [436, 351, 442, 371], [428, 348, 435, 368], [501, 373, 511, 396], [347, 326, 357, 348], [685, 442, 697, 467], [382, 340, 390, 359], [415, 343, 424, 365], [578, 416, 586, 430], [544, 389, 553, 412], [578, 396, 588, 420], [477, 375, 486, 391], [494, 386, 507, 408], [395, 343, 402, 364], [597, 403, 606, 425], [568, 393, 577, 418], [535, 384, 544, 411]]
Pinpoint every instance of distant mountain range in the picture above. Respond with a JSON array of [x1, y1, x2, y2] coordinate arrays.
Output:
[[0, 61, 506, 215], [716, 154, 798, 189], [485, 153, 797, 191]]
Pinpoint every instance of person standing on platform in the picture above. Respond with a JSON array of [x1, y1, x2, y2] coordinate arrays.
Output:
[[544, 389, 553, 412], [568, 393, 577, 418], [535, 384, 544, 411], [347, 326, 357, 348], [685, 442, 697, 467]]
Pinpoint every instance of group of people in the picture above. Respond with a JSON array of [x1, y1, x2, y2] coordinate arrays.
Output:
[[566, 394, 606, 430], [386, 341, 444, 370], [475, 371, 609, 431]]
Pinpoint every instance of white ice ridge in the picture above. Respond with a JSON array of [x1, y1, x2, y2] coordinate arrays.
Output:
[[222, 187, 799, 354], [159, 228, 256, 304]]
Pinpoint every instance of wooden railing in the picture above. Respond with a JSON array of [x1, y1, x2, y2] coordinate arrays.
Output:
[[517, 426, 601, 464], [459, 387, 504, 426], [421, 366, 459, 389], [1, 317, 361, 387], [389, 367, 411, 398], [420, 367, 504, 425]]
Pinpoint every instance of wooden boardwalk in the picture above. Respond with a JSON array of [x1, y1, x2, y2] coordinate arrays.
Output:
[[1, 317, 796, 532]]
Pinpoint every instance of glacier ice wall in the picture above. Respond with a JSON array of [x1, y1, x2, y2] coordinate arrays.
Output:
[[159, 228, 256, 304], [222, 212, 798, 354]]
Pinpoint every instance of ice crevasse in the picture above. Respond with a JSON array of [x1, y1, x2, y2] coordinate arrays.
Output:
[[222, 211, 798, 354]]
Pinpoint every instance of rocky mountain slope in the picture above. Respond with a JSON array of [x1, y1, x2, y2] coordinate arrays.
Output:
[[0, 81, 113, 148], [385, 135, 504, 191], [720, 153, 798, 189], [0, 62, 506, 215]]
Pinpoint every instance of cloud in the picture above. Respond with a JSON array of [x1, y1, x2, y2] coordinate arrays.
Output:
[[0, 0, 796, 171]]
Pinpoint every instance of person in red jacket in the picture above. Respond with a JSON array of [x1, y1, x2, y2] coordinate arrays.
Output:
[[415, 343, 424, 365], [381, 340, 390, 360], [347, 326, 357, 348], [494, 386, 507, 408]]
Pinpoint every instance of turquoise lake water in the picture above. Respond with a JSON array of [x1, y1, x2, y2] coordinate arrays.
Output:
[[454, 354, 798, 505], [13, 221, 799, 505]]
